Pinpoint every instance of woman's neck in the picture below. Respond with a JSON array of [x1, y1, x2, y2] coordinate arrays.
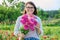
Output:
[[26, 13, 34, 17]]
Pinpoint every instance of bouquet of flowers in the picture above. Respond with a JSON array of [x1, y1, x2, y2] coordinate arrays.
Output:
[[19, 14, 38, 40]]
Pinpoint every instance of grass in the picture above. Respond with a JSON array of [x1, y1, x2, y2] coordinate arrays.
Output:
[[42, 19, 60, 26], [0, 27, 60, 40], [0, 24, 60, 40], [0, 18, 60, 40]]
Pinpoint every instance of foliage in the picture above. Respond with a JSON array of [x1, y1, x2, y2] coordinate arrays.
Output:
[[0, 6, 21, 24], [0, 26, 60, 40], [0, 2, 60, 24]]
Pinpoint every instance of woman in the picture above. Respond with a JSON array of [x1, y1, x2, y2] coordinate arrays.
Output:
[[14, 1, 43, 40]]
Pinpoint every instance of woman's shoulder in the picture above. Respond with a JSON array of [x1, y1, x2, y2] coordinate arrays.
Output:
[[35, 15, 41, 21], [17, 15, 23, 19], [16, 16, 23, 21]]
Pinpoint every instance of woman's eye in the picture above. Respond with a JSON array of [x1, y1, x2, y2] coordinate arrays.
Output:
[[26, 7, 34, 9]]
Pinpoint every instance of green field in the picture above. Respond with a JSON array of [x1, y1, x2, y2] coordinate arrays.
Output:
[[0, 24, 60, 40]]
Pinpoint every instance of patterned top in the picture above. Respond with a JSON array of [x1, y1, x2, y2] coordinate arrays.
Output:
[[14, 15, 43, 39]]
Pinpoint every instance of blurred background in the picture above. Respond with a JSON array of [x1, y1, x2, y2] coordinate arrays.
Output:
[[0, 0, 60, 40]]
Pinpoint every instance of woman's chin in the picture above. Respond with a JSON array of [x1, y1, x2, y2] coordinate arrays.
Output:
[[27, 12, 33, 14]]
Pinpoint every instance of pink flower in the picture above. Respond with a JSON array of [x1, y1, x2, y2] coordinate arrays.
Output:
[[29, 23, 35, 31], [27, 21, 35, 31], [24, 24, 29, 30], [20, 14, 37, 31], [22, 14, 28, 19], [33, 20, 37, 25], [30, 18, 37, 25], [21, 14, 28, 21], [30, 26, 34, 31], [20, 19, 26, 24]]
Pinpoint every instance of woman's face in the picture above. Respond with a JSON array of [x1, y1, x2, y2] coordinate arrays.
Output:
[[25, 4, 35, 15]]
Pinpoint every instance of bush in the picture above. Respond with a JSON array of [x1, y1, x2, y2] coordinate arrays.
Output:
[[0, 6, 22, 24]]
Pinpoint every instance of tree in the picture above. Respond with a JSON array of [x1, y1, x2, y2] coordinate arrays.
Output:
[[8, 0, 14, 3]]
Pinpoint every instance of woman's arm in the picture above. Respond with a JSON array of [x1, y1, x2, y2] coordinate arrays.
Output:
[[39, 19, 43, 35], [14, 17, 20, 36], [14, 16, 25, 38], [35, 17, 43, 35], [36, 23, 41, 35]]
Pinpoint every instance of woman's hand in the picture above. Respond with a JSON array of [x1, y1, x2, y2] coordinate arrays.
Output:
[[17, 33, 25, 40], [35, 23, 41, 35], [17, 33, 25, 38], [35, 23, 40, 28]]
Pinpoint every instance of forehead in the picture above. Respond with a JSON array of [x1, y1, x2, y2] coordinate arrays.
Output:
[[25, 4, 34, 7]]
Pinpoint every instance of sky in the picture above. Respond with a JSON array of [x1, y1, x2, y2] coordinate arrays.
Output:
[[20, 0, 60, 11], [0, 0, 60, 11]]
